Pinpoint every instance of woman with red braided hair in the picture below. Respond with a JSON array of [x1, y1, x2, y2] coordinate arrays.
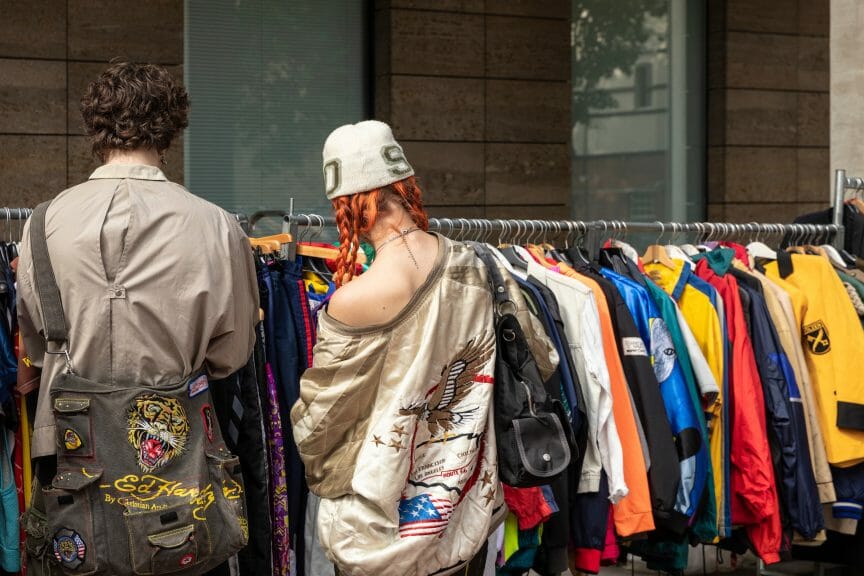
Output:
[[291, 121, 558, 576]]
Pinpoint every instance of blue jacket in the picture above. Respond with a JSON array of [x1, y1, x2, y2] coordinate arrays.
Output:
[[600, 267, 707, 534]]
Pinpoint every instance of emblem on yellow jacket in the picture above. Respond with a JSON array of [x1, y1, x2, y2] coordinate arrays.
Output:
[[804, 320, 831, 355]]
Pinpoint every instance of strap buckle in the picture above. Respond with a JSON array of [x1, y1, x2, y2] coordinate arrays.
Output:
[[46, 347, 74, 374]]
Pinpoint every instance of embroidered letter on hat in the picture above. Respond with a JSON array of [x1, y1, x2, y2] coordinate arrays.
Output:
[[322, 120, 415, 200], [381, 145, 412, 176], [324, 159, 341, 197]]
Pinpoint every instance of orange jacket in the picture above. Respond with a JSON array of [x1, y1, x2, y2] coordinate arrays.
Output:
[[526, 246, 654, 536]]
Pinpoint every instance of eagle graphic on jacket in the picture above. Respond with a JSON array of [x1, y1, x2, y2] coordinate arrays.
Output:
[[400, 337, 494, 437]]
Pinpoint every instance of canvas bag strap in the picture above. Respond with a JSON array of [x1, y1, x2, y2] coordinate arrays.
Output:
[[30, 201, 70, 348], [468, 242, 510, 311]]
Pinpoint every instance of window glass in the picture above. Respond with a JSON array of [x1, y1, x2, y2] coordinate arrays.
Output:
[[185, 0, 370, 223], [571, 0, 705, 222]]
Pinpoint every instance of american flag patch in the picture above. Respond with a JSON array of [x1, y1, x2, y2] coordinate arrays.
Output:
[[398, 493, 453, 537]]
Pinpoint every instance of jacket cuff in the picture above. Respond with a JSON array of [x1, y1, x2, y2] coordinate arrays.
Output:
[[833, 500, 863, 521], [571, 547, 601, 574], [837, 401, 864, 430]]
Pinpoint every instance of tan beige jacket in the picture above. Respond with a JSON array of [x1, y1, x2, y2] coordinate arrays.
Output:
[[17, 164, 259, 458], [742, 265, 836, 505], [291, 236, 557, 576]]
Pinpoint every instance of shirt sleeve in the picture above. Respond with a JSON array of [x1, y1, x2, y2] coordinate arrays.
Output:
[[16, 218, 46, 370], [581, 293, 628, 503], [205, 216, 260, 379]]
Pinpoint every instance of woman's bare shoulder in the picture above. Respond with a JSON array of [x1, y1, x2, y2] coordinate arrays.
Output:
[[327, 269, 410, 328]]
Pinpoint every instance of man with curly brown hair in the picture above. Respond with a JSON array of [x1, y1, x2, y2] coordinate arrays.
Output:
[[16, 62, 259, 575]]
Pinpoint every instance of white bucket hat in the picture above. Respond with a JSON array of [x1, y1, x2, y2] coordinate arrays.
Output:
[[322, 120, 415, 200]]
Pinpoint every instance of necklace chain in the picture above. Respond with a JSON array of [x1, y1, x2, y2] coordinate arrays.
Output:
[[374, 227, 419, 253], [374, 227, 421, 269]]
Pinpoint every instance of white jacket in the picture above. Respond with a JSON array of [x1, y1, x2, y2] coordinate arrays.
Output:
[[291, 235, 558, 576]]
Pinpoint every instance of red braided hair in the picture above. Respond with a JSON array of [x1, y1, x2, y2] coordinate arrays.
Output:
[[331, 176, 429, 287]]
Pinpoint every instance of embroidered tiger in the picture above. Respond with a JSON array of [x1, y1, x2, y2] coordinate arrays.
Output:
[[126, 394, 190, 472]]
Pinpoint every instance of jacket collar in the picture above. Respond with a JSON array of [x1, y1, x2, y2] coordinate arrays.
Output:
[[89, 164, 167, 181]]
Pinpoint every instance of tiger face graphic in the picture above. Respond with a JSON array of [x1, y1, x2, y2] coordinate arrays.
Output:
[[126, 394, 190, 472]]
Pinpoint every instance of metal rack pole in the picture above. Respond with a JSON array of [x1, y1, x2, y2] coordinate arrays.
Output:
[[834, 169, 847, 250], [282, 214, 837, 239]]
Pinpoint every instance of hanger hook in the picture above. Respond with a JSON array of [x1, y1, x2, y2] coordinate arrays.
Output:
[[654, 221, 665, 245]]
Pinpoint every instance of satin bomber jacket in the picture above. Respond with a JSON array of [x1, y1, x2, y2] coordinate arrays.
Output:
[[291, 235, 558, 576]]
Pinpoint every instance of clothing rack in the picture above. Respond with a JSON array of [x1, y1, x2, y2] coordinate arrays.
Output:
[[0, 209, 33, 221], [279, 214, 839, 258], [0, 208, 34, 241], [833, 168, 864, 250]]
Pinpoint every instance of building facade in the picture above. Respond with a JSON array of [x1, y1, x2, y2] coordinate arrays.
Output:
[[0, 0, 849, 226]]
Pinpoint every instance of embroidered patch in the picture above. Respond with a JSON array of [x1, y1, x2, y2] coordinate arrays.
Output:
[[63, 429, 82, 451], [188, 374, 209, 398], [804, 320, 831, 355], [126, 394, 189, 472], [52, 528, 86, 569], [622, 337, 648, 357], [180, 553, 195, 567], [398, 337, 493, 438], [201, 405, 214, 443], [398, 493, 453, 538]]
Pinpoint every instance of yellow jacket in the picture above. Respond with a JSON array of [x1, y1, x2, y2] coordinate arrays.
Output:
[[765, 254, 864, 467]]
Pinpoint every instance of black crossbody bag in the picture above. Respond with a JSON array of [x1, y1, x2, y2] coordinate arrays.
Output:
[[469, 243, 575, 487]]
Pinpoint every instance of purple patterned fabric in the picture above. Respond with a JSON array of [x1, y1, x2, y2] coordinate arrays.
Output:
[[266, 362, 291, 575]]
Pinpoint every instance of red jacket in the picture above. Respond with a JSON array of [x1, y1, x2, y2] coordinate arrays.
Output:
[[696, 255, 781, 564]]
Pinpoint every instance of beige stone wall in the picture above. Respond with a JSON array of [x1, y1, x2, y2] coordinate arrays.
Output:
[[0, 0, 184, 209], [830, 0, 864, 183], [0, 1, 836, 223], [374, 0, 572, 219], [707, 0, 831, 223]]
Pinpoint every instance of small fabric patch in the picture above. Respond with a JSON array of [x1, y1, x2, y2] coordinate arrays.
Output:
[[201, 405, 214, 443], [188, 374, 209, 398], [126, 394, 190, 473], [180, 553, 195, 567], [622, 337, 648, 357], [803, 320, 831, 355], [63, 429, 82, 451], [53, 528, 86, 569]]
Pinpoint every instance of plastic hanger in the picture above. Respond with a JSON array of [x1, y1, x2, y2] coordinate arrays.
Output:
[[745, 222, 778, 260]]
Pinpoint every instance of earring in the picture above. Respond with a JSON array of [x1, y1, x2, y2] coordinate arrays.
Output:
[[160, 151, 167, 166]]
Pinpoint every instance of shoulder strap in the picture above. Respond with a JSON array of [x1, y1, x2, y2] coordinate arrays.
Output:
[[30, 201, 69, 344], [468, 242, 509, 308]]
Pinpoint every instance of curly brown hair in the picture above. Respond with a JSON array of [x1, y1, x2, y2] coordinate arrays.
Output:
[[80, 62, 189, 161]]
